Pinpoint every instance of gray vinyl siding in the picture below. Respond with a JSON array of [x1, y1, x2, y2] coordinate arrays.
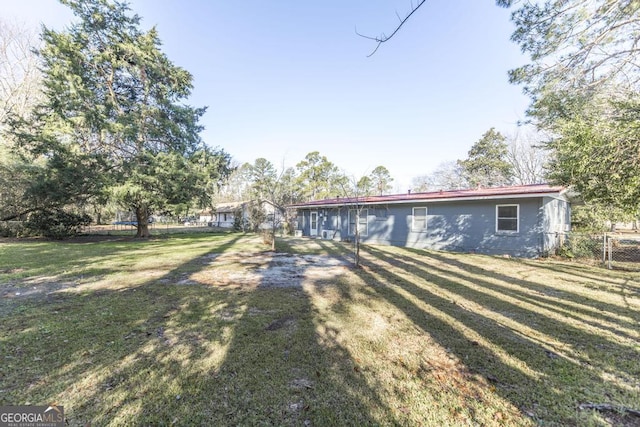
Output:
[[356, 199, 540, 257], [299, 208, 344, 240], [541, 196, 571, 255], [294, 195, 570, 258]]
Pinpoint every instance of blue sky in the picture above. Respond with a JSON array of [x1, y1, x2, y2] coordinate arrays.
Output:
[[5, 0, 530, 191]]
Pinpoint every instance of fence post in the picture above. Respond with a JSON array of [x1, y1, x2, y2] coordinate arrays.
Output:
[[603, 234, 607, 263], [608, 236, 613, 269]]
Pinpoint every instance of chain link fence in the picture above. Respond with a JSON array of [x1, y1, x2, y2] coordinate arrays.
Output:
[[604, 233, 640, 271], [552, 231, 640, 271], [553, 232, 604, 261]]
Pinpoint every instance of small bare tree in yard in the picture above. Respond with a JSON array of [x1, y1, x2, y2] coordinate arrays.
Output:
[[340, 174, 369, 268], [252, 198, 285, 252], [263, 166, 301, 251], [246, 200, 267, 232]]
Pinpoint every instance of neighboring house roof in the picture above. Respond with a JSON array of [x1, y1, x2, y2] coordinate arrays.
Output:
[[215, 201, 248, 213], [201, 200, 278, 215], [290, 184, 567, 208], [198, 202, 246, 216]]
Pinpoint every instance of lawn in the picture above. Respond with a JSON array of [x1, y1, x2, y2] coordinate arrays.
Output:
[[1, 233, 638, 426]]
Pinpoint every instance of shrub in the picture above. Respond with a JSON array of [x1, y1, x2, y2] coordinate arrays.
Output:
[[0, 221, 26, 238], [261, 229, 273, 247], [557, 233, 602, 259], [25, 209, 92, 239], [232, 207, 244, 232]]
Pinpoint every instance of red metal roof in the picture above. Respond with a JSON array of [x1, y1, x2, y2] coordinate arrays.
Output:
[[290, 184, 566, 208]]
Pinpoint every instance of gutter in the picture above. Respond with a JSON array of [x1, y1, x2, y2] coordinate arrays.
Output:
[[289, 191, 565, 209]]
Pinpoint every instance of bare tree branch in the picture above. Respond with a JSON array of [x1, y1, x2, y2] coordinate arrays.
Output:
[[357, 0, 427, 57]]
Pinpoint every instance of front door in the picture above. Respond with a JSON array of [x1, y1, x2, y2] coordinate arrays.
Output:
[[310, 211, 318, 237]]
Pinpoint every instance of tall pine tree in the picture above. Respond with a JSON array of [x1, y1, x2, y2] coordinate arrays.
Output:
[[16, 0, 215, 237]]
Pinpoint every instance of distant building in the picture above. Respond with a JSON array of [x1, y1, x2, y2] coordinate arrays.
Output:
[[199, 202, 248, 228], [199, 200, 277, 230]]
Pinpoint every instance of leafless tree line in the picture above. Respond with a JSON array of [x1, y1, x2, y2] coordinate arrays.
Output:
[[412, 129, 549, 192], [0, 19, 41, 127]]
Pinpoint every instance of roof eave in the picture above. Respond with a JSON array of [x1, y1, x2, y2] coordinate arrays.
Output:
[[289, 190, 565, 209]]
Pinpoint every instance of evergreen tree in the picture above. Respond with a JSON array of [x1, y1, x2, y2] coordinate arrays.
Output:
[[356, 175, 373, 196], [458, 128, 513, 188], [295, 151, 346, 201], [498, 0, 640, 113], [500, 0, 640, 217], [546, 96, 640, 216], [11, 0, 228, 237], [369, 165, 394, 195], [249, 158, 278, 201]]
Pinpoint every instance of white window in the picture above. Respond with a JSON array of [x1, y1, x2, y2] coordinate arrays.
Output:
[[412, 207, 427, 232], [496, 204, 519, 233], [374, 207, 388, 220], [349, 209, 368, 236]]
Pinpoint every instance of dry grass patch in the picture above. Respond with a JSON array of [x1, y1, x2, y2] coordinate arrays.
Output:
[[350, 244, 640, 426], [1, 234, 638, 426]]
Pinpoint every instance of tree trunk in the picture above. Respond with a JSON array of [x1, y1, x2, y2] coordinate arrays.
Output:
[[271, 230, 276, 251], [1, 207, 37, 222], [135, 205, 150, 238], [354, 230, 360, 267], [92, 203, 103, 225], [271, 210, 278, 251]]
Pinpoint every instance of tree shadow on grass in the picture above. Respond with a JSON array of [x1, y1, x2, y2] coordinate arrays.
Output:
[[171, 255, 386, 425], [356, 244, 640, 425], [403, 247, 640, 331], [518, 257, 629, 286], [0, 233, 247, 421], [390, 247, 640, 346], [0, 233, 240, 298], [0, 233, 388, 425]]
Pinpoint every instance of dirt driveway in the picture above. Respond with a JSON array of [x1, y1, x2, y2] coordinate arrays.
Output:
[[181, 251, 352, 289], [1, 238, 353, 315]]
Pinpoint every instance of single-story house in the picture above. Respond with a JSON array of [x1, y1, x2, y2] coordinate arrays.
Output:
[[289, 184, 571, 257], [198, 200, 279, 230], [199, 202, 249, 228]]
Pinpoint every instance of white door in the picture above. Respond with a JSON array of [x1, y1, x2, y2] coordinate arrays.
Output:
[[310, 211, 318, 237]]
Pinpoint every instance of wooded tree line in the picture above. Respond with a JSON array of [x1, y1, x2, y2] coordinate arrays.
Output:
[[412, 127, 548, 192], [217, 152, 394, 205], [0, 0, 398, 238], [2, 0, 638, 237]]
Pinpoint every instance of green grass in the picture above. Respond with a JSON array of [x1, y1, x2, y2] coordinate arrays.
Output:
[[1, 233, 639, 426]]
